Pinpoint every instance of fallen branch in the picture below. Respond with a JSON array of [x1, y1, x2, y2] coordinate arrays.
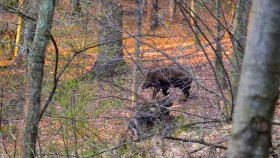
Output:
[[164, 136, 227, 150]]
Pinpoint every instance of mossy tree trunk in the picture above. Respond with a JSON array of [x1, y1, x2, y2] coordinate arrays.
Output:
[[91, 0, 126, 78], [227, 0, 280, 157], [21, 0, 55, 157]]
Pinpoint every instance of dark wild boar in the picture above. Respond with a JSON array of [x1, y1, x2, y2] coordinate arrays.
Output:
[[142, 67, 192, 99]]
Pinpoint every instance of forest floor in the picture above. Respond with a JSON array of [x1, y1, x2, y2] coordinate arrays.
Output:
[[1, 0, 280, 157]]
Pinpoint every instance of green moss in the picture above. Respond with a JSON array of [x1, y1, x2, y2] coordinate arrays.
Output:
[[176, 114, 185, 122]]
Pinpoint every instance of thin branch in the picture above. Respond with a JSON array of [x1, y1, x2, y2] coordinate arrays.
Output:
[[164, 136, 227, 150], [39, 35, 59, 120]]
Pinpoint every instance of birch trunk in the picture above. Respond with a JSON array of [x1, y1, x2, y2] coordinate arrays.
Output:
[[227, 0, 280, 157]]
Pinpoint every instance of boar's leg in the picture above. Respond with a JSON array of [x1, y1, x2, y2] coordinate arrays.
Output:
[[181, 84, 191, 98]]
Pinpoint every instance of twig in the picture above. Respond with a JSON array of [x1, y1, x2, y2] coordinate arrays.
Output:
[[39, 35, 59, 121]]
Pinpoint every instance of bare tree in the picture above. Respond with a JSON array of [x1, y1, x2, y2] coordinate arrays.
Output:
[[190, 0, 199, 45], [215, 0, 227, 89], [21, 0, 55, 157], [230, 0, 251, 104], [91, 0, 126, 77], [227, 0, 280, 157], [150, 0, 159, 31], [132, 0, 144, 107]]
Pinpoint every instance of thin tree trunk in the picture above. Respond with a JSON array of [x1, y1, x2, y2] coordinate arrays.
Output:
[[169, 0, 176, 23], [0, 88, 5, 158], [215, 0, 227, 89], [227, 0, 280, 157], [14, 0, 24, 57], [190, 0, 199, 45], [132, 0, 144, 107], [91, 0, 125, 78], [150, 0, 159, 31], [21, 0, 55, 157], [0, 22, 7, 54], [230, 0, 251, 106]]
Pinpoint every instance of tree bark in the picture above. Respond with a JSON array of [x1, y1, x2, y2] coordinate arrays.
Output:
[[190, 0, 199, 45], [215, 0, 227, 89], [150, 0, 159, 31], [132, 0, 144, 107], [91, 0, 126, 78], [21, 0, 55, 157], [227, 0, 280, 157], [20, 0, 39, 58], [169, 0, 176, 22], [230, 0, 251, 105]]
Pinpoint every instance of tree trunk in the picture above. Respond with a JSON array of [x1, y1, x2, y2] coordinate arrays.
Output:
[[91, 0, 125, 78], [190, 0, 199, 45], [230, 0, 251, 106], [136, 0, 147, 14], [0, 21, 8, 55], [0, 88, 5, 158], [215, 0, 227, 89], [227, 0, 280, 157], [72, 0, 81, 15], [21, 0, 39, 58], [14, 0, 24, 57], [169, 0, 176, 22], [21, 0, 55, 157], [150, 0, 159, 31], [132, 0, 144, 107]]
